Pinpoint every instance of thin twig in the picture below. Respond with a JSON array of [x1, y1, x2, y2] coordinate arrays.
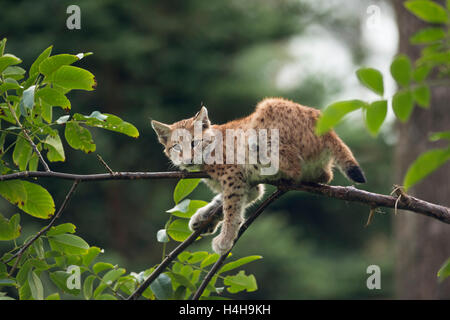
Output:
[[365, 207, 376, 227], [6, 181, 80, 274], [191, 189, 286, 300], [96, 154, 114, 174]]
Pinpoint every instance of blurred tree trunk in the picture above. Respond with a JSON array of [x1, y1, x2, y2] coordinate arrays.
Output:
[[393, 0, 450, 299]]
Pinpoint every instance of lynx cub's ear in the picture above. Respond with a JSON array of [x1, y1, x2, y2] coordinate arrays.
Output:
[[194, 106, 210, 129], [151, 120, 171, 145]]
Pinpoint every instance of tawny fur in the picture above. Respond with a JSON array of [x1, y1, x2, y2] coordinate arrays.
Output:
[[151, 97, 366, 255]]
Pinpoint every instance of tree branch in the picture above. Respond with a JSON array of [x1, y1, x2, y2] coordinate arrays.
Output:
[[0, 170, 209, 182], [1, 170, 448, 224], [5, 180, 79, 274]]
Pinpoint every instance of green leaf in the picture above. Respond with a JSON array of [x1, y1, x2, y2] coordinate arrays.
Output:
[[418, 51, 450, 65], [173, 179, 201, 204], [39, 54, 79, 76], [0, 180, 55, 219], [0, 279, 16, 287], [47, 223, 76, 236], [166, 199, 208, 218], [41, 101, 52, 123], [12, 135, 32, 171], [430, 131, 450, 141], [36, 87, 71, 110], [74, 112, 139, 138], [219, 255, 263, 274], [364, 100, 387, 136], [48, 234, 89, 255], [19, 85, 36, 116], [28, 153, 39, 172], [82, 246, 102, 267], [150, 273, 173, 300], [223, 271, 258, 294], [315, 100, 366, 135], [0, 213, 21, 240], [167, 219, 193, 242], [93, 262, 114, 274], [47, 65, 96, 91], [96, 294, 117, 300], [45, 293, 60, 300], [0, 54, 22, 73], [200, 253, 220, 268], [438, 258, 450, 282], [33, 238, 45, 259], [410, 27, 446, 44], [404, 148, 450, 191], [169, 272, 196, 292], [45, 133, 65, 162], [0, 39, 6, 56], [0, 78, 22, 94], [187, 251, 209, 264], [156, 229, 169, 243], [3, 66, 26, 80], [177, 251, 191, 263], [390, 55, 412, 87], [356, 68, 384, 95], [56, 115, 70, 124], [93, 268, 126, 299], [49, 271, 80, 295], [412, 85, 431, 108], [19, 282, 32, 300], [28, 270, 44, 300], [404, 0, 448, 23], [392, 90, 414, 122], [0, 39, 5, 56], [412, 64, 432, 82], [29, 46, 53, 78], [65, 121, 96, 153], [23, 182, 55, 219]]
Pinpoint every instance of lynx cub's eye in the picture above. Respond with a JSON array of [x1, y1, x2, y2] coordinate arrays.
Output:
[[171, 144, 182, 152]]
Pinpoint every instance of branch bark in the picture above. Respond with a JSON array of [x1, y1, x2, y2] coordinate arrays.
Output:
[[1, 170, 448, 224]]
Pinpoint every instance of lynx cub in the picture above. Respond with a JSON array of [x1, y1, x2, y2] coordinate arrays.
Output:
[[152, 97, 366, 255]]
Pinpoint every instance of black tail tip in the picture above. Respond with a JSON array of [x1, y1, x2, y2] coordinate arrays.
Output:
[[346, 166, 367, 183]]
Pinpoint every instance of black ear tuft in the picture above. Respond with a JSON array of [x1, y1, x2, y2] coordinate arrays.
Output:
[[346, 165, 367, 183]]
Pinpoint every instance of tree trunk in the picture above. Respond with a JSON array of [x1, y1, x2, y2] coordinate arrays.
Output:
[[393, 0, 450, 299]]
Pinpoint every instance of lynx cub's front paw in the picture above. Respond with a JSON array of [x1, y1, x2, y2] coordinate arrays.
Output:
[[212, 234, 234, 255], [189, 205, 222, 236]]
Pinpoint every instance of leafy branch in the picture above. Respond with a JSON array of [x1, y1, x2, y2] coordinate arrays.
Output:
[[2, 168, 447, 299], [0, 170, 448, 224]]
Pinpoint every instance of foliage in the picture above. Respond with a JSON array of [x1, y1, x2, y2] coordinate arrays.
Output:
[[0, 42, 260, 300], [314, 0, 450, 283], [316, 0, 450, 192]]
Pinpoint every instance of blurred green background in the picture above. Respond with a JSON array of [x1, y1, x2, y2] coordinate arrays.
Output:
[[1, 0, 397, 299]]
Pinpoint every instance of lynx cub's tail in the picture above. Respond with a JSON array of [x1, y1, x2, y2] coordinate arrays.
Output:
[[326, 132, 366, 184]]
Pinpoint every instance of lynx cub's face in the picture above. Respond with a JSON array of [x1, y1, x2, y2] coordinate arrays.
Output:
[[151, 107, 212, 171]]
